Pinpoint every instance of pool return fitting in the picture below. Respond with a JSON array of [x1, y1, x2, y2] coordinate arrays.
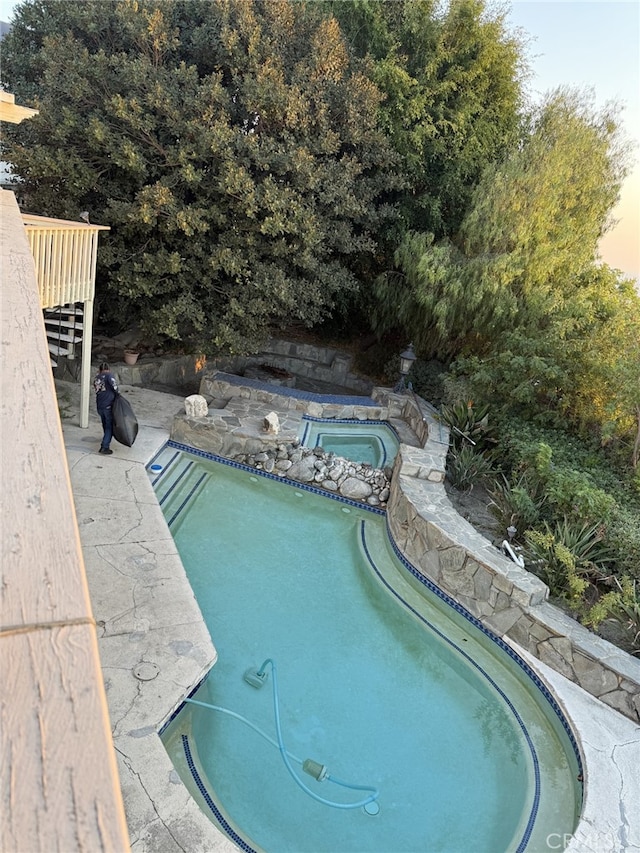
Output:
[[185, 657, 380, 814]]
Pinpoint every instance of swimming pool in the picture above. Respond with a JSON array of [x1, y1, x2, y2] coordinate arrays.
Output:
[[156, 444, 581, 853], [299, 417, 400, 468]]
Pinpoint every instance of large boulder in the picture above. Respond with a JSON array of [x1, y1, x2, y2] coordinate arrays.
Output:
[[339, 477, 373, 500], [287, 456, 317, 483]]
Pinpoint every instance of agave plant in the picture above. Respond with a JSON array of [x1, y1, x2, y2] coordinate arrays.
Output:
[[523, 517, 613, 602], [440, 401, 498, 454], [446, 445, 495, 493], [488, 473, 546, 533], [551, 518, 613, 578]]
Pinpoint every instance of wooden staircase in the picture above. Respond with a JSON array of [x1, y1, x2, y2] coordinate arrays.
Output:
[[43, 303, 83, 367]]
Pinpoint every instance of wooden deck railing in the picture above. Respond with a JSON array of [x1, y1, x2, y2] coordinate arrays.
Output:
[[20, 212, 110, 428], [21, 213, 109, 309], [1, 190, 129, 851]]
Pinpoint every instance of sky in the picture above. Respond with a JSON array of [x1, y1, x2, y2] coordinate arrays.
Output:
[[1, 0, 638, 283]]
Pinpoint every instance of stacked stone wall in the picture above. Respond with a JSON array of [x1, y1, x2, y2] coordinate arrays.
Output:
[[385, 426, 640, 723]]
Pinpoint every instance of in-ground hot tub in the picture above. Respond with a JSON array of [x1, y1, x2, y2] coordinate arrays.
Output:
[[299, 416, 400, 468]]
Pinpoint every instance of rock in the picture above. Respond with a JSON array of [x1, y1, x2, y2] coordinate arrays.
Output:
[[287, 457, 317, 483], [184, 394, 208, 418], [263, 411, 280, 434], [230, 440, 391, 505], [339, 477, 373, 500]]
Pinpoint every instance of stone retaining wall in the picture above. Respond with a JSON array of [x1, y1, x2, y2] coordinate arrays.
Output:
[[171, 375, 385, 459], [251, 338, 374, 394], [199, 371, 385, 420], [92, 338, 372, 395], [383, 396, 640, 723]]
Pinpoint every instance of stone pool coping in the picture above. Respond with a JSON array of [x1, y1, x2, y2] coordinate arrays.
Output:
[[57, 379, 640, 852]]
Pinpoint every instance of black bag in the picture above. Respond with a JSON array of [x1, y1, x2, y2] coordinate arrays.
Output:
[[112, 394, 139, 447]]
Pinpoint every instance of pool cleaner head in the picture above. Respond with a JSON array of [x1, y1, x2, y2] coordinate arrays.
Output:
[[303, 759, 328, 782], [243, 666, 268, 689]]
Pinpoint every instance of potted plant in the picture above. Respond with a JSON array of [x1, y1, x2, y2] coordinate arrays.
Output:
[[123, 348, 140, 365]]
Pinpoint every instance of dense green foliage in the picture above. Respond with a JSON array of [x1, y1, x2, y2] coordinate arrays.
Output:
[[376, 86, 639, 471], [374, 89, 630, 357], [329, 0, 525, 238], [2, 0, 528, 348], [2, 0, 401, 350]]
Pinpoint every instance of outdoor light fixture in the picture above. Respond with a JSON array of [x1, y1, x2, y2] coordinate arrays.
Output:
[[395, 343, 416, 392]]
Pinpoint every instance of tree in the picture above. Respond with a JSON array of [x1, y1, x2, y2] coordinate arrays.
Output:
[[569, 273, 640, 468], [1, 0, 401, 352], [373, 89, 631, 364], [330, 0, 526, 239]]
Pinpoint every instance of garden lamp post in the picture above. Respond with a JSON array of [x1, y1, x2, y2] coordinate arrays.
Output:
[[395, 343, 416, 392]]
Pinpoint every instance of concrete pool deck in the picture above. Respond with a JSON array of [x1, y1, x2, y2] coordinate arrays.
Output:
[[57, 380, 640, 853]]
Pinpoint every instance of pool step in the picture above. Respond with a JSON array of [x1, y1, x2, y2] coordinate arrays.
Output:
[[148, 449, 211, 528]]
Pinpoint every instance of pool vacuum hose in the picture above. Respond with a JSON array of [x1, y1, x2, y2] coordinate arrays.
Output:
[[185, 657, 379, 811]]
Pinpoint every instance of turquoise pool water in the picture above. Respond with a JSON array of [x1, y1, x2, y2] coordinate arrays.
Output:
[[299, 417, 399, 467], [156, 445, 581, 853]]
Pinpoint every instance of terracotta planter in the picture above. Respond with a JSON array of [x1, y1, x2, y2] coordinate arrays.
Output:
[[124, 350, 139, 365]]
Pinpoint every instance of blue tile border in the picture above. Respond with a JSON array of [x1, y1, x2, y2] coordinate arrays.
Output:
[[213, 371, 379, 406], [359, 520, 541, 852], [382, 516, 584, 777], [159, 674, 212, 736], [182, 735, 258, 853]]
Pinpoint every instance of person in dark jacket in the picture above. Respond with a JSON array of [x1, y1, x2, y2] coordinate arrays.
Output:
[[93, 362, 118, 454]]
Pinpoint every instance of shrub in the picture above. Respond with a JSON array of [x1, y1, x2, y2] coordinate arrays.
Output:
[[584, 576, 640, 654], [446, 445, 495, 493], [523, 519, 611, 604], [406, 358, 448, 407], [440, 401, 498, 454], [523, 529, 588, 606], [606, 506, 640, 579], [488, 474, 546, 533], [541, 465, 617, 523]]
